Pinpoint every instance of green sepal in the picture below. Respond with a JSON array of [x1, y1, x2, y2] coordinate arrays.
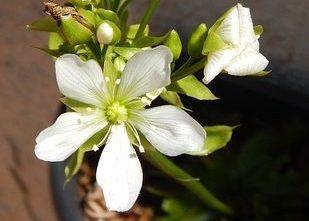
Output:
[[113, 47, 141, 60], [49, 32, 64, 50], [27, 18, 59, 32], [113, 56, 126, 72], [202, 32, 230, 54], [77, 8, 96, 27], [35, 47, 64, 57], [60, 97, 95, 113], [60, 15, 93, 45], [126, 24, 149, 39], [133, 32, 169, 48], [104, 47, 121, 88], [208, 7, 234, 34], [64, 129, 109, 185], [163, 30, 182, 60], [160, 90, 188, 110], [68, 0, 92, 7], [167, 75, 218, 100], [95, 9, 119, 25], [250, 70, 271, 77], [190, 125, 235, 156], [254, 25, 264, 36], [187, 23, 208, 57]]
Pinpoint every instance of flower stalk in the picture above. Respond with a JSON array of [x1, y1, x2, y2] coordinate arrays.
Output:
[[133, 0, 161, 43], [171, 58, 206, 82], [142, 139, 233, 215]]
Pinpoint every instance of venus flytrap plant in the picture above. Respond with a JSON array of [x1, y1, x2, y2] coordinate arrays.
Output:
[[29, 0, 270, 217]]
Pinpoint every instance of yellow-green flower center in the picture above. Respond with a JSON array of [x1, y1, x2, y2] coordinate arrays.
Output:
[[105, 101, 128, 124]]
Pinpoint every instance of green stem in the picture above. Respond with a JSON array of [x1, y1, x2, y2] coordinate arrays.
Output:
[[171, 58, 206, 82], [133, 0, 160, 42], [117, 0, 132, 15], [142, 142, 233, 215], [87, 40, 103, 66]]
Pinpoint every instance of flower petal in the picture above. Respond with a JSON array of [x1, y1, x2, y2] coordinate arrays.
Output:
[[117, 46, 173, 99], [216, 6, 240, 46], [96, 124, 143, 212], [203, 48, 238, 84], [237, 3, 256, 46], [133, 105, 206, 156], [56, 54, 108, 107], [35, 112, 107, 162], [225, 45, 269, 76]]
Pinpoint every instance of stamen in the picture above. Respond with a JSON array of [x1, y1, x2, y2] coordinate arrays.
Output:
[[115, 78, 121, 85], [141, 97, 151, 106], [105, 77, 110, 82], [92, 144, 99, 152], [138, 145, 145, 153]]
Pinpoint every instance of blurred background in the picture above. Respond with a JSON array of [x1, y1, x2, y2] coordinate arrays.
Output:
[[0, 0, 308, 220]]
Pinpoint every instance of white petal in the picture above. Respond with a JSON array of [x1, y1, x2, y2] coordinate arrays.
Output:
[[117, 46, 173, 99], [56, 54, 108, 107], [203, 48, 238, 84], [96, 124, 143, 212], [237, 3, 257, 46], [216, 6, 240, 45], [133, 106, 206, 156], [225, 45, 269, 76], [35, 112, 107, 162]]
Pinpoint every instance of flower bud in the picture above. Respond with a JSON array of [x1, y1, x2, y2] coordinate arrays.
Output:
[[60, 15, 93, 45], [187, 23, 207, 57], [163, 30, 182, 61], [96, 21, 121, 45]]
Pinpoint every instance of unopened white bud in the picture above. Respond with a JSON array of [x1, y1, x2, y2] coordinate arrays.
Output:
[[96, 21, 121, 45]]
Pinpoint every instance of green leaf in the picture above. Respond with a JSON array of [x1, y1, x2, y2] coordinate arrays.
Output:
[[160, 90, 187, 110], [64, 129, 109, 184], [162, 198, 187, 219], [159, 198, 212, 221], [113, 47, 141, 60], [126, 24, 149, 39], [27, 18, 59, 32], [254, 25, 264, 36], [60, 97, 94, 112], [168, 75, 218, 100], [202, 32, 230, 54], [190, 125, 235, 156], [133, 32, 169, 48]]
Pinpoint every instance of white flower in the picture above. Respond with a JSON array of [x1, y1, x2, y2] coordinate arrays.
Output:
[[203, 3, 269, 84], [35, 46, 206, 212]]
